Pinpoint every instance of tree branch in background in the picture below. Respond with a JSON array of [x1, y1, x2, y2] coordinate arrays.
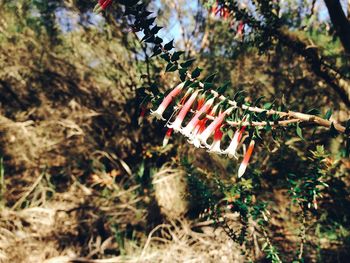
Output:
[[275, 29, 350, 108], [227, 2, 350, 108], [324, 0, 350, 54]]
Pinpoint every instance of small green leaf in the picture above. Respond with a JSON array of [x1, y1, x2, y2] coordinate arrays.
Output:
[[180, 58, 196, 68], [329, 122, 339, 138], [160, 53, 170, 62], [164, 39, 174, 51], [264, 121, 272, 131], [307, 108, 320, 116], [189, 81, 200, 88], [217, 81, 230, 94], [150, 25, 162, 34], [171, 51, 185, 61], [178, 68, 188, 82], [255, 127, 262, 139], [227, 129, 234, 139], [324, 109, 333, 120], [154, 36, 163, 44], [204, 72, 218, 83], [263, 102, 273, 110], [296, 122, 304, 140], [254, 96, 265, 107], [203, 82, 214, 90], [165, 62, 177, 72], [191, 67, 202, 78]]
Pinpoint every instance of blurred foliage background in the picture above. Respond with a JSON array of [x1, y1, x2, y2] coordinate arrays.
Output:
[[0, 0, 349, 262]]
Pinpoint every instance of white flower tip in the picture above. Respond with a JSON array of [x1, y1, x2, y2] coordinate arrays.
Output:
[[238, 165, 246, 178], [150, 110, 166, 121], [228, 153, 239, 160], [162, 138, 169, 148], [167, 122, 181, 133]]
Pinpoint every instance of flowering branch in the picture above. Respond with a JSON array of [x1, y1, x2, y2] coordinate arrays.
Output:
[[95, 1, 349, 180]]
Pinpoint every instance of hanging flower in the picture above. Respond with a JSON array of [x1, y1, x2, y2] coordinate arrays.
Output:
[[151, 83, 184, 120], [238, 139, 255, 178], [235, 21, 245, 41], [181, 97, 215, 138], [94, 0, 113, 13], [223, 126, 246, 159], [196, 93, 206, 110], [167, 89, 200, 132], [207, 126, 224, 154], [138, 106, 147, 126], [197, 107, 233, 147], [162, 128, 173, 148], [188, 118, 208, 148], [187, 103, 219, 148], [178, 87, 193, 106]]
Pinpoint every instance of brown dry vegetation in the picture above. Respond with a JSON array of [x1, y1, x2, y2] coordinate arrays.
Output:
[[0, 1, 349, 263]]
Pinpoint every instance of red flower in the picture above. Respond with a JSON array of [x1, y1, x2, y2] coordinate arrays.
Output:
[[94, 0, 113, 13], [238, 139, 255, 178], [138, 106, 147, 125], [207, 126, 224, 154], [150, 83, 184, 120], [167, 89, 200, 132], [163, 128, 173, 147]]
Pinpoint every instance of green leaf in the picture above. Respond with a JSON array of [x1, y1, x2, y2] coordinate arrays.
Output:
[[191, 67, 202, 78], [307, 108, 320, 116], [171, 51, 185, 61], [296, 122, 304, 140], [324, 109, 333, 120], [203, 82, 214, 90], [154, 36, 163, 44], [217, 82, 230, 94], [178, 68, 188, 82], [329, 122, 339, 138], [164, 39, 174, 51], [150, 25, 162, 34], [255, 127, 262, 139], [189, 81, 200, 88], [180, 58, 196, 68], [151, 48, 162, 57], [160, 53, 170, 62], [204, 72, 218, 83], [264, 121, 272, 131], [227, 129, 234, 139], [165, 62, 177, 72], [254, 96, 265, 107], [263, 102, 273, 110], [184, 80, 192, 88]]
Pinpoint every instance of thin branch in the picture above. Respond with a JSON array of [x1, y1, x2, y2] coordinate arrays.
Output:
[[185, 72, 347, 133]]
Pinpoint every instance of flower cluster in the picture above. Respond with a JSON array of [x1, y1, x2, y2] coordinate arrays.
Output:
[[151, 83, 255, 178], [211, 1, 230, 19]]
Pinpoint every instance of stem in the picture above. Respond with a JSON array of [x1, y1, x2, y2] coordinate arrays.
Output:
[[186, 72, 347, 133]]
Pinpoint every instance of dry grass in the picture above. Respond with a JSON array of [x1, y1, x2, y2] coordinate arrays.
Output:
[[0, 166, 244, 263]]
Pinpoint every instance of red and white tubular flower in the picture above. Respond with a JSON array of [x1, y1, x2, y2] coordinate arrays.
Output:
[[181, 97, 215, 138], [138, 106, 147, 126], [162, 128, 173, 148], [167, 89, 200, 133], [178, 87, 193, 106], [94, 0, 113, 13], [197, 107, 233, 147], [151, 83, 184, 121], [207, 126, 224, 154], [187, 119, 207, 148], [238, 139, 255, 178], [223, 126, 246, 159], [188, 103, 218, 147]]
